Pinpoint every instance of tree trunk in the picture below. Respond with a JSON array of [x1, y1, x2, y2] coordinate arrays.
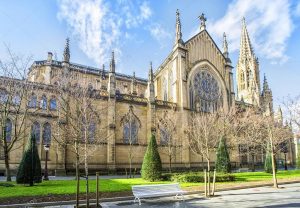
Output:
[[169, 156, 172, 173], [129, 159, 132, 179], [271, 148, 278, 188], [4, 148, 11, 182], [207, 160, 211, 196], [2, 126, 11, 182], [252, 154, 255, 172]]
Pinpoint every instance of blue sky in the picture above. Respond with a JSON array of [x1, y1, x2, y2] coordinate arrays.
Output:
[[0, 0, 299, 108]]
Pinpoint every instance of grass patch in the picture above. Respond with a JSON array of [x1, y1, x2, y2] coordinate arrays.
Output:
[[0, 170, 299, 199]]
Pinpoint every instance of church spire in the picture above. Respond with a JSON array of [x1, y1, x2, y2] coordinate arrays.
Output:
[[236, 17, 261, 106], [223, 32, 229, 58], [175, 9, 183, 45], [239, 17, 254, 61], [110, 51, 115, 73], [63, 38, 70, 63], [263, 74, 270, 91]]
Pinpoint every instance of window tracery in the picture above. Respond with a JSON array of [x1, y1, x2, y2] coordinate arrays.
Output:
[[189, 69, 222, 113], [121, 106, 141, 144], [42, 122, 51, 145], [5, 119, 12, 142], [162, 78, 168, 101], [49, 97, 57, 110], [31, 121, 40, 143], [40, 95, 47, 110], [28, 94, 37, 108]]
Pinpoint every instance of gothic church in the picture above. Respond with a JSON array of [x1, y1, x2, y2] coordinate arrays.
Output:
[[0, 11, 280, 175]]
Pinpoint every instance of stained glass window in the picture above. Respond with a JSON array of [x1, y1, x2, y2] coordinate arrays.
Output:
[[31, 121, 40, 143], [123, 119, 138, 144], [160, 127, 169, 145], [163, 78, 168, 101], [88, 122, 96, 142], [40, 95, 47, 110], [5, 119, 12, 142], [12, 94, 21, 106], [49, 98, 57, 110], [190, 70, 221, 113], [169, 70, 173, 101], [42, 123, 51, 145], [0, 90, 8, 104], [122, 107, 140, 144], [28, 94, 37, 108]]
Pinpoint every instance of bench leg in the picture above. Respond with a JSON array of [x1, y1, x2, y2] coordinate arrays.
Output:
[[181, 194, 185, 201], [138, 198, 141, 206]]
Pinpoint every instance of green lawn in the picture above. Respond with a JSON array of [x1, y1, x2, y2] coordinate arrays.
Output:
[[0, 170, 299, 199]]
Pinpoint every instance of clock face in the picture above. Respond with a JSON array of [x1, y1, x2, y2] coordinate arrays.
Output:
[[193, 70, 220, 101]]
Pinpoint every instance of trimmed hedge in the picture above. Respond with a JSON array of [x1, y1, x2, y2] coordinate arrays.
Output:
[[161, 172, 235, 183]]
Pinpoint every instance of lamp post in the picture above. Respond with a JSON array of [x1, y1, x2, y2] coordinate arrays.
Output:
[[43, 144, 50, 181]]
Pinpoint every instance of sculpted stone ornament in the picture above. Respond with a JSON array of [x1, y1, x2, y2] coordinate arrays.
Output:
[[199, 13, 207, 31]]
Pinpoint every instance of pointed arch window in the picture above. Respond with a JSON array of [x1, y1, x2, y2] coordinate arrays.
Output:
[[40, 95, 47, 110], [88, 122, 96, 142], [28, 94, 37, 108], [49, 97, 57, 110], [163, 78, 168, 101], [42, 123, 51, 145], [160, 127, 169, 145], [121, 106, 141, 144], [31, 121, 40, 143], [12, 94, 21, 106], [189, 82, 194, 110], [168, 70, 174, 101], [5, 119, 12, 142], [0, 90, 8, 104]]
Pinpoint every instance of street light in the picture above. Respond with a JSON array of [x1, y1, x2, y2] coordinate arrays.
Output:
[[43, 144, 50, 181]]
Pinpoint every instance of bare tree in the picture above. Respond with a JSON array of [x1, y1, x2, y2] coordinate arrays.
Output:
[[0, 47, 32, 181], [186, 111, 219, 196], [157, 110, 178, 173], [283, 95, 300, 131], [235, 109, 292, 188], [53, 70, 109, 207]]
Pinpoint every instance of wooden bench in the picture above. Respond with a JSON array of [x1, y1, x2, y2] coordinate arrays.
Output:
[[132, 183, 186, 205], [238, 168, 249, 172]]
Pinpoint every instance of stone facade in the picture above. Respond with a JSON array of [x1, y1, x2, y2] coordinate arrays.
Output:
[[0, 12, 294, 175]]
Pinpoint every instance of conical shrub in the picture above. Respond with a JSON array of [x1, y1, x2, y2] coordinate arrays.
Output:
[[215, 137, 231, 173], [16, 134, 42, 185], [141, 134, 162, 181]]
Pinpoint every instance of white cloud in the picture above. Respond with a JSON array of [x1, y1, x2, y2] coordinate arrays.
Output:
[[57, 0, 152, 67], [147, 23, 172, 48], [208, 0, 293, 64], [295, 1, 300, 17]]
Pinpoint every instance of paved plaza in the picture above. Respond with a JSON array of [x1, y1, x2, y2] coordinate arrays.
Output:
[[100, 183, 300, 208]]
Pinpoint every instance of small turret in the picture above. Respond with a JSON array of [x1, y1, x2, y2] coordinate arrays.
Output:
[[223, 33, 229, 58], [63, 38, 70, 63], [174, 9, 184, 45], [110, 51, 115, 73], [131, 72, 137, 95], [147, 62, 155, 104], [108, 51, 116, 97]]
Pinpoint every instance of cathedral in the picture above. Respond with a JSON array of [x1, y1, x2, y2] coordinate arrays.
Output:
[[0, 11, 293, 175]]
